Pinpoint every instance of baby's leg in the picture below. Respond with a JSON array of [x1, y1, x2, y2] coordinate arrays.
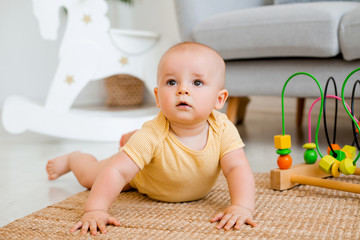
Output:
[[46, 151, 113, 189]]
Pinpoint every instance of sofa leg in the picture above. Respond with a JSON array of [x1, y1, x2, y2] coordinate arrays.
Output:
[[296, 97, 305, 127], [226, 97, 239, 124], [226, 96, 250, 125]]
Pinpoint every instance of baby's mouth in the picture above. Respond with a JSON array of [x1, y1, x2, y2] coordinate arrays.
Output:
[[176, 101, 191, 108]]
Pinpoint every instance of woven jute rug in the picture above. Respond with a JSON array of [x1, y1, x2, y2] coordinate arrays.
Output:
[[1, 173, 360, 239]]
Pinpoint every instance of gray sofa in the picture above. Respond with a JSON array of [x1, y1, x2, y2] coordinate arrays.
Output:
[[174, 0, 360, 125]]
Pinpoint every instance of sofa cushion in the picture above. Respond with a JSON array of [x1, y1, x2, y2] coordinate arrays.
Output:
[[192, 2, 360, 60], [174, 0, 272, 41], [339, 6, 360, 60]]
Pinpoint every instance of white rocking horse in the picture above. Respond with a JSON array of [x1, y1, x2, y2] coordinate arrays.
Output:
[[2, 0, 160, 141]]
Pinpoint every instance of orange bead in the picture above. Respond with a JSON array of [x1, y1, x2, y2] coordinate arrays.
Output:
[[327, 144, 341, 155], [331, 160, 341, 178], [277, 154, 292, 169]]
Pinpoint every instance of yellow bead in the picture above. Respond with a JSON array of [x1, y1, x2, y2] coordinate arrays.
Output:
[[342, 149, 351, 159], [319, 155, 336, 174], [342, 145, 356, 160], [303, 143, 316, 150], [339, 158, 356, 175], [331, 160, 341, 177], [274, 135, 291, 149]]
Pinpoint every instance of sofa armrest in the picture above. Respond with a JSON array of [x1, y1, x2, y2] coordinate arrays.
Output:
[[174, 0, 273, 41]]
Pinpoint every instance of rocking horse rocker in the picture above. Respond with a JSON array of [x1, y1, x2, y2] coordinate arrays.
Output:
[[2, 0, 160, 141]]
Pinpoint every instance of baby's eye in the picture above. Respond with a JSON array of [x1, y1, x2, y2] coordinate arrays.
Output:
[[193, 80, 203, 86], [167, 79, 177, 86]]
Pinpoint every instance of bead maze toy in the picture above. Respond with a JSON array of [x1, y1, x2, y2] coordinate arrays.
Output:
[[270, 68, 360, 193]]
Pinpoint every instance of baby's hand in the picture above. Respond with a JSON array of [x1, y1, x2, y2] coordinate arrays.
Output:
[[70, 210, 120, 235], [210, 205, 258, 230]]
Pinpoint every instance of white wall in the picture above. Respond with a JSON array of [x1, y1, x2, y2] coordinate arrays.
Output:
[[0, 0, 63, 106], [0, 0, 180, 108]]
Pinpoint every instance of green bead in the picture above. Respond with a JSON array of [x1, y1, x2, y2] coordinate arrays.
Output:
[[276, 148, 291, 155], [303, 149, 317, 164], [303, 143, 316, 150], [329, 149, 346, 161]]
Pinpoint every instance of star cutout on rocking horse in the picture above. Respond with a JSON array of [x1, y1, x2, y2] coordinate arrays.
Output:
[[65, 75, 75, 85], [119, 56, 129, 66], [82, 14, 92, 24]]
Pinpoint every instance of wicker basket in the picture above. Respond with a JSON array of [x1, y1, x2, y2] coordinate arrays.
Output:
[[104, 74, 144, 106]]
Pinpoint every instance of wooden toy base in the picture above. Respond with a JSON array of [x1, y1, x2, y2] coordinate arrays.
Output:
[[271, 161, 360, 193]]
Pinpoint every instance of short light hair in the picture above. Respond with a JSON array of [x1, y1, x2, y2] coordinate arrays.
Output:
[[157, 41, 226, 88]]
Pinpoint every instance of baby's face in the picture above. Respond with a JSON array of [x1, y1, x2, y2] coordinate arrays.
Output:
[[154, 46, 227, 126]]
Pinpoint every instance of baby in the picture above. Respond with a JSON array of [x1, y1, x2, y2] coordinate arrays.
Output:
[[46, 42, 257, 235]]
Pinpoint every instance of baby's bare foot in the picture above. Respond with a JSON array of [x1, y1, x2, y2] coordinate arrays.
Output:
[[46, 153, 73, 180]]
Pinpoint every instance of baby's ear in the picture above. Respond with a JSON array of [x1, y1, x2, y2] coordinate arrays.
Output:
[[214, 89, 228, 110], [154, 87, 160, 108]]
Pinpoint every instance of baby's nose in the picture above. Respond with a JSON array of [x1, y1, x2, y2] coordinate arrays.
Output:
[[177, 89, 190, 95]]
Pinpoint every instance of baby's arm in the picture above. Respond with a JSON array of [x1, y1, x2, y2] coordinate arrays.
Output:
[[70, 151, 140, 235], [210, 148, 258, 230]]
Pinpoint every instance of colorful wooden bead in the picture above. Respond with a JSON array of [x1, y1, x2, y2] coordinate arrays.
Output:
[[342, 145, 356, 160], [303, 149, 317, 164], [276, 148, 291, 155], [319, 155, 336, 174], [274, 135, 291, 149], [277, 154, 292, 169], [339, 158, 356, 175], [303, 143, 316, 150], [331, 160, 341, 177], [329, 149, 346, 161], [342, 149, 351, 160], [327, 144, 341, 155]]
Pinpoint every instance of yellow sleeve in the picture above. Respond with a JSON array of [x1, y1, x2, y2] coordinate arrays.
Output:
[[219, 117, 245, 159], [120, 118, 163, 169]]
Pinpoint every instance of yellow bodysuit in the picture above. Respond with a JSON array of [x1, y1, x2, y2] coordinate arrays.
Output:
[[121, 110, 244, 202]]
